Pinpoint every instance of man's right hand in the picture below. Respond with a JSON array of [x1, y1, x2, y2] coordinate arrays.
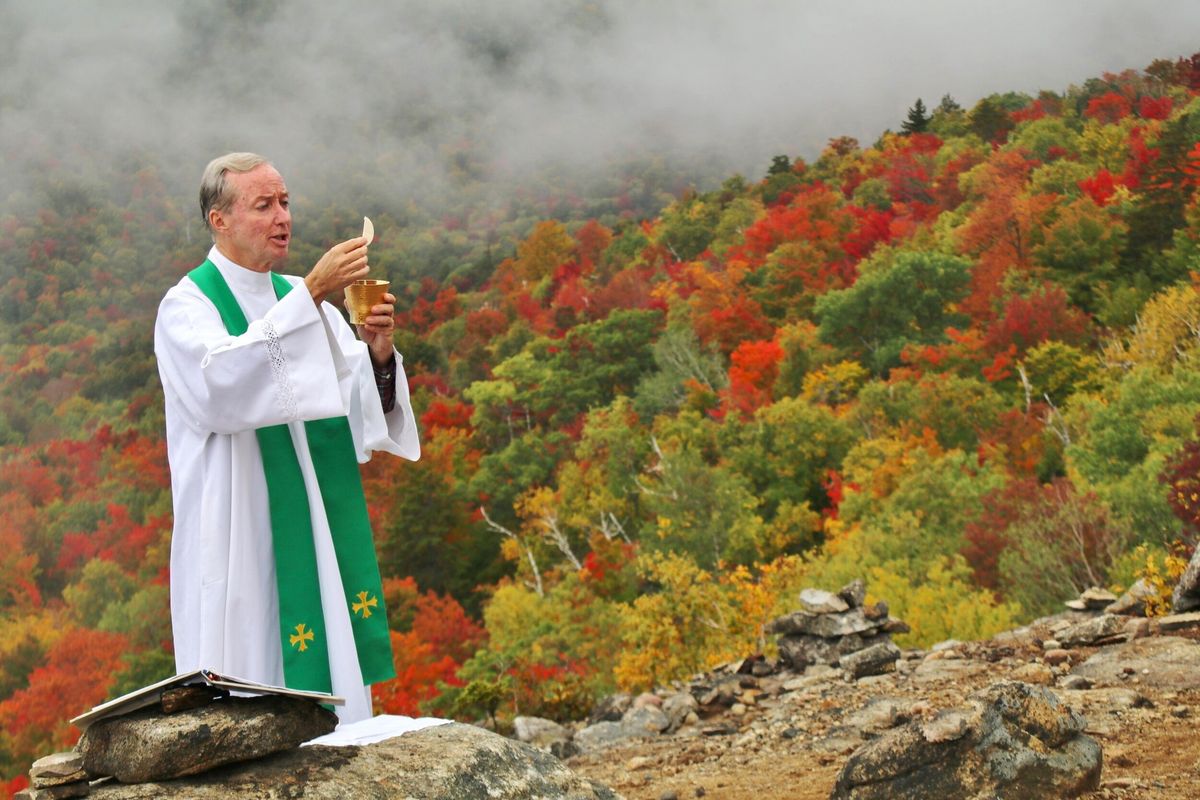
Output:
[[304, 237, 370, 303]]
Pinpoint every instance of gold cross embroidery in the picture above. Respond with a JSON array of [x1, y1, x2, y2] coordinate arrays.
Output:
[[290, 623, 314, 652], [352, 591, 379, 619]]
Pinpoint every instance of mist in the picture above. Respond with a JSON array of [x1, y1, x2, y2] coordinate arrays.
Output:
[[3, 0, 1199, 210]]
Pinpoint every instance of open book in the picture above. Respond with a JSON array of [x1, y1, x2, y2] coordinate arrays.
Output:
[[70, 669, 344, 729]]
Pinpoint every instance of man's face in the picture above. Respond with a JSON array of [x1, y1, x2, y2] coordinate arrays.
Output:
[[209, 164, 291, 272]]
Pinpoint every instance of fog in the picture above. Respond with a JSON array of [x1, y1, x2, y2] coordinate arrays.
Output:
[[2, 0, 1199, 205]]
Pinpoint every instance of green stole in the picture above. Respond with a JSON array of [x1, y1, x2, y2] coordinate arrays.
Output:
[[188, 259, 395, 694]]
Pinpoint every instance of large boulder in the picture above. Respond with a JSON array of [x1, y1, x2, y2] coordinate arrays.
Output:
[[830, 681, 1102, 800], [1171, 546, 1200, 612], [78, 695, 337, 783], [1070, 636, 1200, 689], [87, 722, 619, 799]]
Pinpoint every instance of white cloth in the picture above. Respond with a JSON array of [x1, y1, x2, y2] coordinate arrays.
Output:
[[303, 714, 451, 746], [154, 245, 419, 724]]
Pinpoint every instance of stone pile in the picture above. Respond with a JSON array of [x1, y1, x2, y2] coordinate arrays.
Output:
[[765, 579, 908, 679]]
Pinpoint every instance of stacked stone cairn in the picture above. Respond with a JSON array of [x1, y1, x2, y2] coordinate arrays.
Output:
[[765, 579, 910, 680], [1029, 582, 1200, 666]]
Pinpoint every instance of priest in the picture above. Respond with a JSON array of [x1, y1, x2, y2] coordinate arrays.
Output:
[[154, 152, 419, 724]]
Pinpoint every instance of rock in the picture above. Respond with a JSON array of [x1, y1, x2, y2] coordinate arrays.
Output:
[[1070, 636, 1200, 689], [838, 579, 866, 609], [1171, 544, 1200, 612], [767, 608, 883, 639], [929, 639, 962, 653], [77, 695, 337, 783], [1079, 586, 1118, 610], [845, 698, 912, 735], [839, 642, 901, 680], [160, 685, 226, 714], [1057, 613, 1125, 647], [1105, 578, 1156, 616], [1064, 599, 1088, 611], [830, 681, 1102, 800], [1157, 611, 1200, 631], [513, 716, 570, 749], [1011, 662, 1055, 685], [910, 657, 989, 686], [15, 783, 90, 800], [573, 721, 629, 752], [776, 631, 893, 670], [30, 753, 86, 788], [86, 722, 617, 799], [1043, 649, 1072, 667], [919, 710, 973, 743], [1041, 638, 1062, 650], [750, 660, 775, 678], [1058, 675, 1092, 690], [799, 588, 850, 614], [588, 693, 632, 724], [622, 705, 670, 736], [861, 601, 888, 621], [661, 692, 698, 733], [1125, 617, 1152, 640], [632, 692, 662, 709]]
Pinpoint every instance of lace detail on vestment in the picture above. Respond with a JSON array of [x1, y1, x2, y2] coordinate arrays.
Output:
[[262, 320, 299, 421]]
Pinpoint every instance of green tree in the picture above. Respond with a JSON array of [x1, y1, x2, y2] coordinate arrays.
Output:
[[901, 98, 930, 135], [815, 251, 972, 374]]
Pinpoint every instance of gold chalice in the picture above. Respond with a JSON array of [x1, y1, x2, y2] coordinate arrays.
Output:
[[345, 279, 390, 325]]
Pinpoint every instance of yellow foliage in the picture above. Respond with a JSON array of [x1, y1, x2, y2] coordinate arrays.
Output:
[[482, 583, 550, 655], [801, 360, 869, 406], [1102, 284, 1200, 373], [1130, 544, 1189, 617], [758, 501, 822, 562], [614, 552, 809, 692], [839, 431, 942, 503], [865, 557, 1021, 648], [514, 220, 574, 283]]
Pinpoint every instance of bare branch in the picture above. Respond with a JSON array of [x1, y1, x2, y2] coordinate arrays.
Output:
[[537, 511, 582, 571], [480, 506, 544, 597], [1016, 364, 1033, 415], [1042, 393, 1071, 447]]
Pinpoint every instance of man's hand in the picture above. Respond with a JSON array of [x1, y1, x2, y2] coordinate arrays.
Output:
[[304, 237, 369, 303], [358, 292, 397, 367]]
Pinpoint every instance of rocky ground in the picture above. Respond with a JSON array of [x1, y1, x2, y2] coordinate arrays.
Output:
[[566, 612, 1200, 800]]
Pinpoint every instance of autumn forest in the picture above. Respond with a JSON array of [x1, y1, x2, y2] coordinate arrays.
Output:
[[4, 52, 1200, 795]]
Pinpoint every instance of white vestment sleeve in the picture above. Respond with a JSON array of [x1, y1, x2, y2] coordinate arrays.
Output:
[[320, 304, 420, 463], [155, 283, 349, 434]]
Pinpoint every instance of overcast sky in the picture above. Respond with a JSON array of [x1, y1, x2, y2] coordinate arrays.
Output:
[[2, 0, 1199, 201]]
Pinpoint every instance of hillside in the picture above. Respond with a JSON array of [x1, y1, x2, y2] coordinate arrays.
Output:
[[3, 52, 1200, 796]]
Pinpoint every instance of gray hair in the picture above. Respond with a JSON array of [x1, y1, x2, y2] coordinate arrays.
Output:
[[199, 152, 270, 233]]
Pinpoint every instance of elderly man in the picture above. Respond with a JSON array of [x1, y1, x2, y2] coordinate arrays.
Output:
[[154, 152, 419, 723]]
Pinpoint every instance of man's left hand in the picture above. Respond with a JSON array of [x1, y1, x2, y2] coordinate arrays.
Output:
[[357, 292, 397, 367]]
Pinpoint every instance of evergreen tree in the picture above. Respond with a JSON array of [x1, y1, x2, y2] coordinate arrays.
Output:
[[938, 94, 962, 114], [901, 98, 930, 135]]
